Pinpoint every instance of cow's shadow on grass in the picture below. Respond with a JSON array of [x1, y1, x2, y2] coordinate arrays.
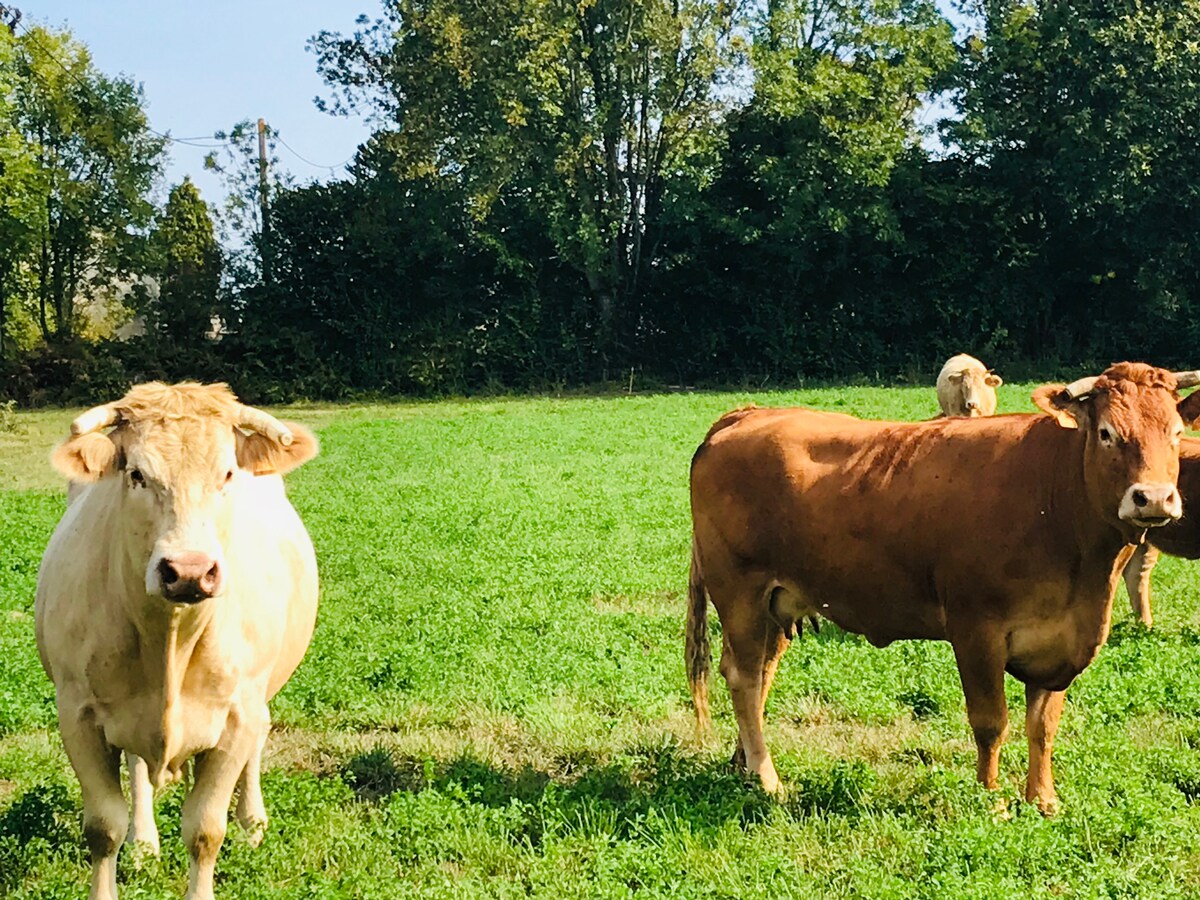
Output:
[[339, 740, 878, 841]]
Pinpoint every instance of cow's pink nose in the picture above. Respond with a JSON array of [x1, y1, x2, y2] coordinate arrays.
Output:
[[158, 553, 222, 602]]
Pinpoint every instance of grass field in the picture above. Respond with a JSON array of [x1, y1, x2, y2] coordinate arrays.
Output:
[[7, 384, 1200, 898]]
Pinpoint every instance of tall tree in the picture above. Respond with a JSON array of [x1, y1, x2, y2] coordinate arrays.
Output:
[[311, 0, 749, 363], [148, 178, 222, 343], [653, 0, 955, 376], [946, 0, 1200, 362], [0, 26, 39, 356], [9, 24, 164, 342]]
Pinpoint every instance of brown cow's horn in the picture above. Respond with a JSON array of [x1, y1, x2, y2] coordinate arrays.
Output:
[[235, 404, 293, 446], [1174, 370, 1200, 389], [70, 403, 121, 436], [1064, 376, 1100, 399]]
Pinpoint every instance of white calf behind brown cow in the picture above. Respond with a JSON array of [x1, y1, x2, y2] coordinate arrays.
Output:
[[937, 353, 1002, 417], [36, 382, 319, 900]]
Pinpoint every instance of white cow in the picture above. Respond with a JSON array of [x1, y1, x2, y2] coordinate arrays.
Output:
[[937, 353, 1003, 418], [36, 382, 320, 900]]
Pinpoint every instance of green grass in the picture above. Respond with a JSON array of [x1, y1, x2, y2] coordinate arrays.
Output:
[[7, 383, 1200, 897]]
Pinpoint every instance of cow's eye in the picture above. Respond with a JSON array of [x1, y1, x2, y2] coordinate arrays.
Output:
[[224, 469, 234, 486], [129, 468, 145, 487], [1098, 427, 1113, 445]]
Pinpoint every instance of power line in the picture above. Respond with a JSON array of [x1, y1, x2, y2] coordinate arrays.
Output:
[[13, 17, 234, 150], [275, 134, 356, 172]]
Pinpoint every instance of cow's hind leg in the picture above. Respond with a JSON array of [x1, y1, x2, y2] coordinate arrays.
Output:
[[951, 637, 1008, 793], [125, 752, 160, 858], [729, 621, 789, 771], [235, 725, 269, 846], [60, 712, 127, 900], [1123, 543, 1159, 627], [719, 604, 780, 792], [1024, 685, 1066, 816]]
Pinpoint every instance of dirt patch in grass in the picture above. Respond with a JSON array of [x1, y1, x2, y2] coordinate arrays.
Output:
[[591, 590, 682, 615]]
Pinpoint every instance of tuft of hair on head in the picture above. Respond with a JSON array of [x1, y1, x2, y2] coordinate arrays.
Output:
[[1096, 362, 1177, 395], [115, 381, 241, 424]]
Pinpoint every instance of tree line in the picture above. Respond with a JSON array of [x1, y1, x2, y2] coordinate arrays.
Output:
[[4, 0, 1200, 404]]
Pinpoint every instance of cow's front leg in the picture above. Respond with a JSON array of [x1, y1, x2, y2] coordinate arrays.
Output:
[[952, 637, 1009, 793], [181, 726, 258, 900], [1123, 543, 1159, 627], [125, 752, 159, 858], [235, 723, 270, 846], [60, 709, 127, 900], [1024, 684, 1066, 815]]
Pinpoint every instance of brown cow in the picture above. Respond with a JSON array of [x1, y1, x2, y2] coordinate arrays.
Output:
[[686, 363, 1200, 814], [1121, 437, 1200, 627]]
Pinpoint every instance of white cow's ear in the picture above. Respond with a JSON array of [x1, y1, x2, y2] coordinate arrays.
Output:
[[1032, 384, 1082, 429], [51, 432, 118, 481], [985, 374, 1003, 388], [236, 423, 319, 475]]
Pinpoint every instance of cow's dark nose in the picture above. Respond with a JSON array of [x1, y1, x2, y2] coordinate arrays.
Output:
[[158, 553, 222, 602], [1133, 489, 1148, 508]]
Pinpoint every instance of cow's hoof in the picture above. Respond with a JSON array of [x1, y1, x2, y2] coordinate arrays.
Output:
[[758, 770, 781, 794], [126, 837, 161, 867], [1035, 796, 1059, 818], [241, 817, 268, 847]]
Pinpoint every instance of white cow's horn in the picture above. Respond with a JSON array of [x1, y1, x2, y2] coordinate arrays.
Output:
[[236, 404, 293, 446], [1064, 376, 1100, 399], [1174, 370, 1200, 389], [70, 403, 121, 436]]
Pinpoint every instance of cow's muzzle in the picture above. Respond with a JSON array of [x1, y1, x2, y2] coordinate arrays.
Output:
[[1120, 483, 1182, 528], [158, 553, 222, 603]]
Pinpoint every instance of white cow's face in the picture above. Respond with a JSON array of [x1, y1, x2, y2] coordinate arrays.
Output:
[[50, 382, 318, 604], [120, 417, 241, 603], [950, 368, 1001, 417]]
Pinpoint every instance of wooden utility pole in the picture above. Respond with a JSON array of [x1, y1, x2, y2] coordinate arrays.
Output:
[[257, 118, 271, 284]]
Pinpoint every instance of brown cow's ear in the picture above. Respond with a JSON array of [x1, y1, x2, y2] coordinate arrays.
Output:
[[1178, 391, 1200, 428], [236, 422, 319, 475], [1032, 385, 1081, 429], [985, 374, 1003, 388], [50, 432, 118, 482]]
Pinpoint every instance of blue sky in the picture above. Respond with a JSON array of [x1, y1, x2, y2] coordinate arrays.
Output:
[[25, 1, 968, 209], [26, 0, 375, 208]]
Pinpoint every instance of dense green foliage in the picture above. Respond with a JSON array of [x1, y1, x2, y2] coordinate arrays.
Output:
[[8, 1, 1200, 400], [8, 388, 1200, 896], [0, 24, 163, 346]]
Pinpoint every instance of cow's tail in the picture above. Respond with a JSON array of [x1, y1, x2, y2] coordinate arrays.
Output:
[[685, 533, 712, 734]]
